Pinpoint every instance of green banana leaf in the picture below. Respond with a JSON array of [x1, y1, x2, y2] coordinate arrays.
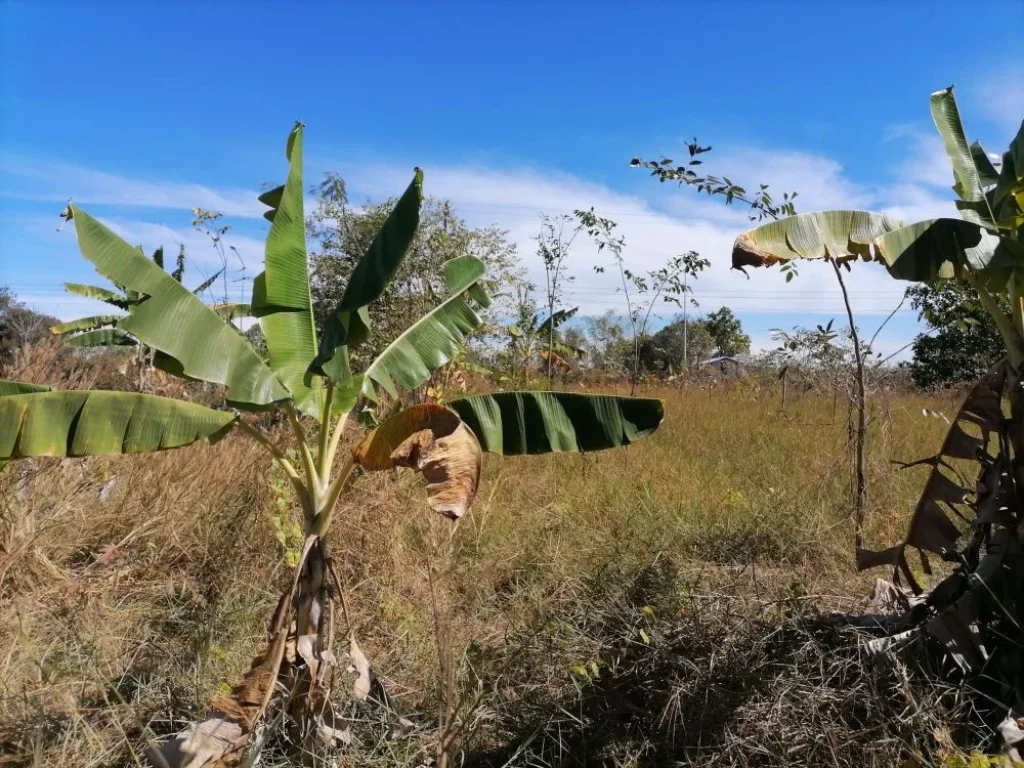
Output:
[[361, 256, 485, 402], [64, 205, 289, 409], [0, 381, 53, 396], [732, 210, 905, 269], [444, 256, 491, 307], [316, 169, 424, 382], [467, 283, 492, 308], [64, 328, 136, 348], [876, 218, 1024, 287], [211, 303, 251, 321], [51, 314, 123, 334], [63, 282, 129, 308], [0, 390, 236, 459], [447, 391, 664, 455], [251, 123, 324, 418], [991, 121, 1024, 228], [930, 86, 985, 204], [970, 141, 1000, 187]]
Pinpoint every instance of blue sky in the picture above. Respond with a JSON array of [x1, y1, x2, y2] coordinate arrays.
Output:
[[2, 0, 1022, 357]]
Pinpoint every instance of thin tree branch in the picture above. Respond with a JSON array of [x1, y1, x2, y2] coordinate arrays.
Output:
[[830, 259, 867, 548], [868, 293, 906, 352]]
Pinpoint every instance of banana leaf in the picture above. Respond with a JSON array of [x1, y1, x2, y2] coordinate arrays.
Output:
[[447, 391, 664, 455], [316, 169, 424, 381], [361, 257, 485, 402], [0, 390, 236, 458], [64, 205, 288, 409]]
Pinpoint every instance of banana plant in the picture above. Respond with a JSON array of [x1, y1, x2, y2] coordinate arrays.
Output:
[[507, 307, 586, 381], [52, 245, 236, 349], [731, 88, 1023, 751], [0, 123, 664, 765]]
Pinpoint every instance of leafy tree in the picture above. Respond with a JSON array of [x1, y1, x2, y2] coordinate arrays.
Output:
[[726, 89, 1024, 741], [534, 213, 581, 384], [905, 282, 1005, 389], [700, 306, 750, 357], [639, 319, 714, 372], [0, 123, 665, 764], [308, 177, 521, 367]]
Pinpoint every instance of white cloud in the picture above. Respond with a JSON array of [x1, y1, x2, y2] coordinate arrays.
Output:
[[1, 154, 265, 219], [335, 144, 933, 321], [972, 67, 1024, 138], [7, 132, 956, 343]]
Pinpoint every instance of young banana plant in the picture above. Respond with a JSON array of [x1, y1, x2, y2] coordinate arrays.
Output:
[[730, 88, 1023, 753], [0, 122, 664, 765]]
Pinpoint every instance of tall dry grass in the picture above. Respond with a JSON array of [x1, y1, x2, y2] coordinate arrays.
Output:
[[0, 343, 972, 766]]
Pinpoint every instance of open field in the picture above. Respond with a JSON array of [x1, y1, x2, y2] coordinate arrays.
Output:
[[1, 344, 982, 766]]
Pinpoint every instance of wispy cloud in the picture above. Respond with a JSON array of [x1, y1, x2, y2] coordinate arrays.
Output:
[[1, 154, 266, 218], [335, 140, 946, 320], [7, 133, 955, 334], [971, 66, 1024, 138]]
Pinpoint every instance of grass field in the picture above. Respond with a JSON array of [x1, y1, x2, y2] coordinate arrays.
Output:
[[0, 348, 980, 766]]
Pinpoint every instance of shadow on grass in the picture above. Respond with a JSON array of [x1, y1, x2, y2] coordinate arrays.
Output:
[[460, 559, 981, 768]]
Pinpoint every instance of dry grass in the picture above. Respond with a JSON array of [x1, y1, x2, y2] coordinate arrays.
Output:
[[0, 344, 978, 766]]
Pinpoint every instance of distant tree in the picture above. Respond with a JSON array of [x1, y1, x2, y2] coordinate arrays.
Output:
[[639, 319, 714, 373], [905, 282, 1005, 389], [700, 306, 750, 357], [0, 286, 59, 365], [308, 175, 522, 365], [534, 214, 581, 384], [582, 311, 630, 375]]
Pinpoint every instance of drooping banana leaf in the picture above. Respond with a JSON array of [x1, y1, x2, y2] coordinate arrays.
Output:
[[447, 391, 664, 455], [731, 210, 905, 269], [315, 169, 424, 382], [251, 123, 324, 418], [0, 381, 53, 396], [63, 205, 289, 409], [63, 328, 136, 348], [51, 314, 123, 335], [63, 282, 129, 309], [353, 402, 481, 519], [857, 364, 1009, 593], [875, 218, 1024, 288], [361, 256, 485, 402], [0, 390, 236, 459]]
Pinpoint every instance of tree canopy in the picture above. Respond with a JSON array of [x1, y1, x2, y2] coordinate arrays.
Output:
[[700, 306, 750, 357], [905, 282, 1006, 389]]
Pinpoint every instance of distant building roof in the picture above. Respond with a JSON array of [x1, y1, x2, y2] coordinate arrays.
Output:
[[701, 356, 741, 365]]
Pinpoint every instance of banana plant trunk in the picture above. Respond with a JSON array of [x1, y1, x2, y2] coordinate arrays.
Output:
[[155, 533, 351, 767]]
